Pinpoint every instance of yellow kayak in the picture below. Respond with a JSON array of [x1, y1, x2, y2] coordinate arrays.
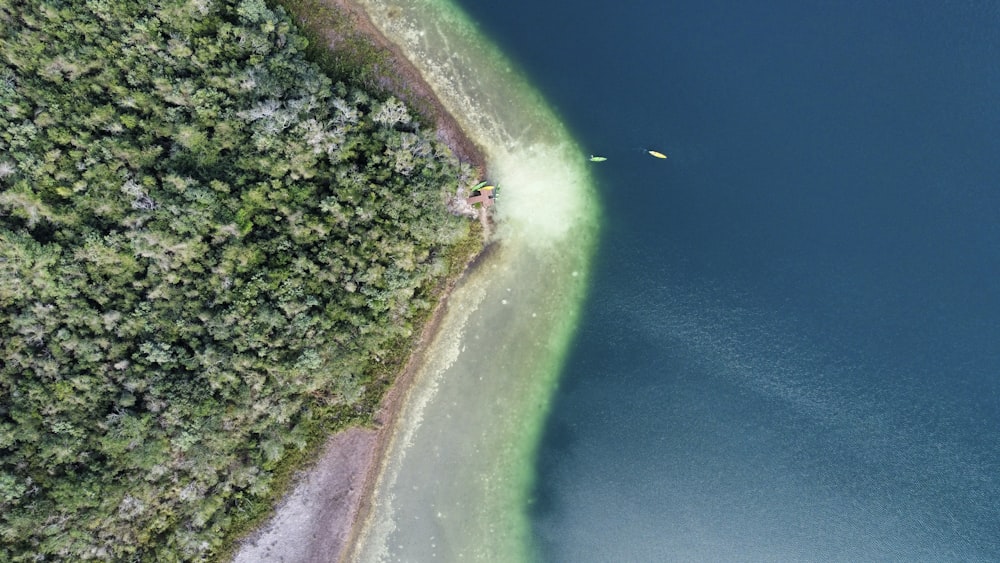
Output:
[[647, 150, 668, 159]]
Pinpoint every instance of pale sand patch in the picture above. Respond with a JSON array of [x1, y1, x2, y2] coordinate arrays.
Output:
[[231, 428, 377, 563]]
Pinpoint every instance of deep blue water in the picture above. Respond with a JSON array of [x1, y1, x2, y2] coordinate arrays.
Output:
[[456, 1, 1000, 560]]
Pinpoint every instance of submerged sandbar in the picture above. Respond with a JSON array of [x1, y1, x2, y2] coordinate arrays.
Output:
[[346, 0, 599, 561], [234, 0, 598, 560]]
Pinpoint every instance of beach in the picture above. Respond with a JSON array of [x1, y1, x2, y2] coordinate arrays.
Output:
[[325, 0, 486, 172], [232, 255, 483, 563], [234, 0, 599, 559], [230, 2, 491, 562]]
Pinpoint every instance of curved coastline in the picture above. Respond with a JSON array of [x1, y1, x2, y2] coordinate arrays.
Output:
[[233, 0, 599, 560], [345, 0, 599, 561]]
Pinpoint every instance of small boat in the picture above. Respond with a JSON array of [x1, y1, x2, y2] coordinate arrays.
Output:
[[647, 150, 668, 159], [589, 155, 607, 162]]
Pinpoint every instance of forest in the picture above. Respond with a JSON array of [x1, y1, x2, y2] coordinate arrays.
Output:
[[0, 0, 477, 559]]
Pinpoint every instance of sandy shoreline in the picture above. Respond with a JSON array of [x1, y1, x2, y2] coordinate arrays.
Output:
[[233, 259, 480, 563], [231, 2, 490, 562], [326, 0, 487, 172]]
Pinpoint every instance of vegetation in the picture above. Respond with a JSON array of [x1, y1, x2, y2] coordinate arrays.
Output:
[[0, 0, 476, 559], [272, 0, 441, 122]]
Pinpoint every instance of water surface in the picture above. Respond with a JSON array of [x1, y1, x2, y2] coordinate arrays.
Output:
[[444, 0, 1000, 560]]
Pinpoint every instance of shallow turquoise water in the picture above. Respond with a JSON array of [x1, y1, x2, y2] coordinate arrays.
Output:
[[347, 0, 598, 560]]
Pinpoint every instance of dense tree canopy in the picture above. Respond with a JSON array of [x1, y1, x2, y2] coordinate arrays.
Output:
[[0, 0, 473, 559]]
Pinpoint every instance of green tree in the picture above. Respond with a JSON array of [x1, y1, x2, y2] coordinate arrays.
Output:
[[0, 0, 476, 559]]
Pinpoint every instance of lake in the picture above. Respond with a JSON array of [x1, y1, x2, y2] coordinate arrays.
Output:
[[352, 0, 1000, 560], [451, 0, 1000, 560]]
